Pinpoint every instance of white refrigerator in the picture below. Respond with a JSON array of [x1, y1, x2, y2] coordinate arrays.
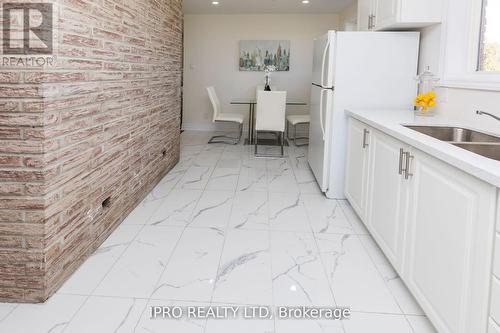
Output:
[[309, 31, 420, 199]]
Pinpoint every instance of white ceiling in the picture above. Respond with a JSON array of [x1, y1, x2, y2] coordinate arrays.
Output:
[[182, 0, 355, 14]]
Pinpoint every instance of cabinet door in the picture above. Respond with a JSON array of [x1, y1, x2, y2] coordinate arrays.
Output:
[[357, 0, 372, 31], [404, 149, 496, 333], [399, 0, 443, 25], [344, 118, 370, 219], [374, 0, 398, 29], [366, 129, 407, 270]]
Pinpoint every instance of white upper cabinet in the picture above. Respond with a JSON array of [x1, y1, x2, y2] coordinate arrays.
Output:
[[358, 0, 443, 31], [374, 0, 399, 29], [357, 0, 373, 31], [344, 118, 371, 219]]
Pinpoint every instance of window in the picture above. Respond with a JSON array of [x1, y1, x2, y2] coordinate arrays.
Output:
[[440, 0, 500, 90], [478, 0, 500, 71]]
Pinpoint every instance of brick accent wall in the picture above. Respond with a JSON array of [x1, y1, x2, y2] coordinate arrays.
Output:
[[0, 0, 183, 302]]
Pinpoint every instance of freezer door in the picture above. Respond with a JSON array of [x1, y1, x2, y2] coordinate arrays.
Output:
[[312, 32, 335, 87], [308, 85, 333, 192]]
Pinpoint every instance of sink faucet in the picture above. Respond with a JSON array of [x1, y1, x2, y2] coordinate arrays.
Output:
[[476, 110, 500, 123]]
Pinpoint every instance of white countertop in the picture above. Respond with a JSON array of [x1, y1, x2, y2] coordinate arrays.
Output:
[[346, 109, 500, 188]]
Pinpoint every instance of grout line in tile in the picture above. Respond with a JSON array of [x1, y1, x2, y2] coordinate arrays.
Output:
[[199, 142, 247, 333], [405, 315, 418, 333], [352, 228, 409, 317], [0, 304, 18, 323], [349, 309, 420, 316], [59, 167, 186, 333], [134, 151, 223, 332], [303, 201, 347, 333], [265, 188, 278, 333], [56, 292, 149, 301], [131, 227, 188, 332]]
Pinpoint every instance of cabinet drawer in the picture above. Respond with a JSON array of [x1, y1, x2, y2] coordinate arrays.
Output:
[[490, 318, 500, 333], [492, 276, 500, 324], [495, 233, 500, 279]]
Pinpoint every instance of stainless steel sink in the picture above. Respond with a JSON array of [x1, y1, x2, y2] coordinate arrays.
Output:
[[453, 143, 500, 161], [404, 126, 500, 143], [404, 125, 500, 161]]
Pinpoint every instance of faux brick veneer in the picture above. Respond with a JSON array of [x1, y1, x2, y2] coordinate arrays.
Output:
[[0, 0, 183, 302]]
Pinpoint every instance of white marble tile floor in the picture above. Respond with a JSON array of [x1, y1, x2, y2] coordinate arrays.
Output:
[[0, 131, 437, 333]]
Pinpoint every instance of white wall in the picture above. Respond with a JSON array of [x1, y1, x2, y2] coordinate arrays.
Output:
[[419, 25, 500, 133], [182, 14, 339, 130], [339, 3, 358, 31]]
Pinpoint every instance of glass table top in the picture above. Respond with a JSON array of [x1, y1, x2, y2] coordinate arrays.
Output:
[[231, 99, 307, 105]]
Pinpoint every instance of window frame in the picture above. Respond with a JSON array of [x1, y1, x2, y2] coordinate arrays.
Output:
[[439, 0, 500, 91], [476, 0, 500, 72], [476, 0, 488, 71]]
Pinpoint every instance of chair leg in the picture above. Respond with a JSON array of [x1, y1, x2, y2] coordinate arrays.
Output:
[[292, 122, 309, 147], [208, 121, 242, 145], [293, 124, 297, 146], [280, 132, 284, 157], [254, 131, 258, 155], [254, 131, 285, 158], [235, 122, 243, 145]]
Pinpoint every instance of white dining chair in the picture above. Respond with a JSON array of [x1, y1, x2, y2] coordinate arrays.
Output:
[[255, 85, 278, 141], [286, 114, 310, 146], [207, 86, 244, 145], [255, 90, 287, 157]]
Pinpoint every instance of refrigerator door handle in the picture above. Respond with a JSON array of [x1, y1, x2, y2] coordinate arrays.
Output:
[[320, 39, 331, 88], [320, 89, 327, 141]]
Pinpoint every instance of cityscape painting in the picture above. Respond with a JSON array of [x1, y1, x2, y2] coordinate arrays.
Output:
[[239, 40, 290, 71]]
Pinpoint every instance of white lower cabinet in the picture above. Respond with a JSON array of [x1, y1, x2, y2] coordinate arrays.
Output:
[[489, 319, 500, 333], [497, 194, 500, 233], [495, 233, 500, 278], [404, 148, 497, 333], [365, 128, 409, 271], [491, 277, 500, 327], [344, 118, 371, 219], [344, 117, 498, 333]]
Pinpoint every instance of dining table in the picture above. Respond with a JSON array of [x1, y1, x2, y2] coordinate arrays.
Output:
[[230, 98, 308, 145]]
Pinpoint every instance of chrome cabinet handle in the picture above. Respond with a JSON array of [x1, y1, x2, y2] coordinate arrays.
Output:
[[404, 152, 414, 180], [399, 148, 405, 175], [362, 129, 370, 148], [368, 15, 376, 29]]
